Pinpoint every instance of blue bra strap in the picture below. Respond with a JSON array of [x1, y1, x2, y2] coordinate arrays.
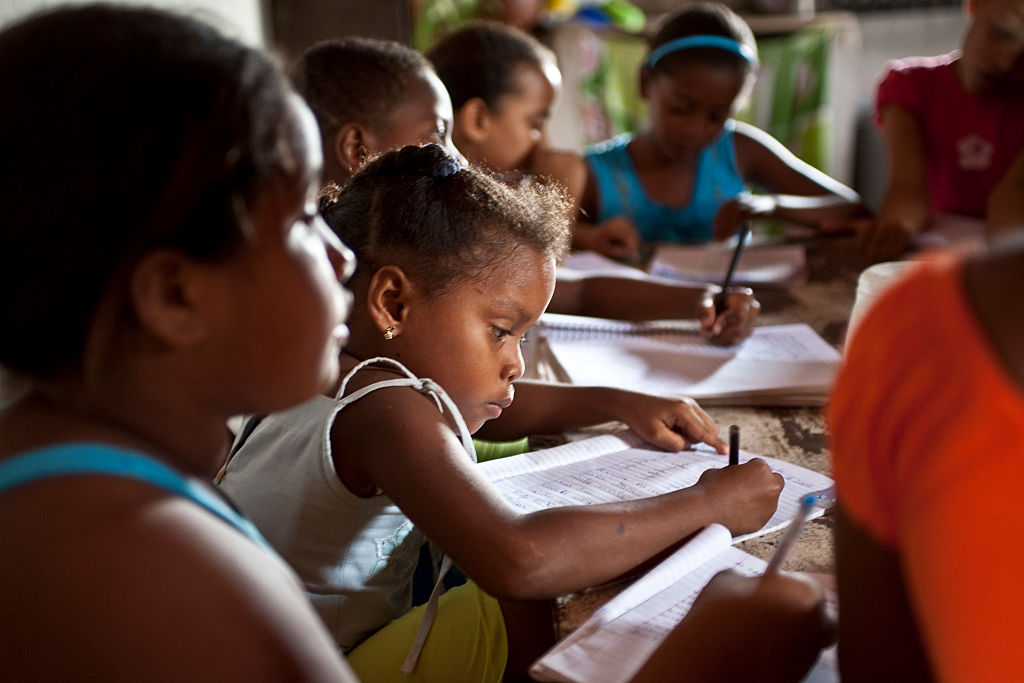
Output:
[[0, 443, 273, 552]]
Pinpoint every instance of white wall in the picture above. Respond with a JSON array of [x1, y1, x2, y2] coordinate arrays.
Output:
[[0, 0, 266, 45]]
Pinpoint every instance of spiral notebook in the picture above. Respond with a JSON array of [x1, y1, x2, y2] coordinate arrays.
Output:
[[535, 314, 840, 406]]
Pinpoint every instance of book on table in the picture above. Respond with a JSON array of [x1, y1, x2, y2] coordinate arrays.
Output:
[[476, 431, 837, 683], [647, 241, 808, 287], [535, 313, 841, 406]]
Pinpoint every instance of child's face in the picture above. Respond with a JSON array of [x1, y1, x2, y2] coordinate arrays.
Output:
[[473, 62, 558, 172], [372, 68, 460, 160], [219, 100, 355, 414], [643, 62, 745, 158], [396, 246, 555, 433], [960, 0, 1024, 94]]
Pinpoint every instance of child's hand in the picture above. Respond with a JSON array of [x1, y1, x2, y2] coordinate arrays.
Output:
[[633, 569, 835, 682], [573, 216, 642, 262], [697, 285, 760, 346], [606, 391, 727, 453], [713, 194, 777, 241], [853, 217, 912, 258], [694, 459, 784, 535]]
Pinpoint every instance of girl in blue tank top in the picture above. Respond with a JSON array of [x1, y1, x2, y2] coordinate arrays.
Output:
[[579, 3, 866, 254]]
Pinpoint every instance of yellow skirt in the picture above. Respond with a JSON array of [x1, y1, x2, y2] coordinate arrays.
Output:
[[346, 580, 507, 682]]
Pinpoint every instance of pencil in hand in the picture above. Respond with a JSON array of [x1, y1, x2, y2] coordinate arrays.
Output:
[[715, 221, 752, 315], [728, 425, 739, 466]]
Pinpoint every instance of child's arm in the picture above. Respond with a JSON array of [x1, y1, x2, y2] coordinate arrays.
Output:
[[575, 164, 643, 262], [723, 121, 867, 240], [548, 277, 759, 345], [853, 103, 931, 258], [336, 383, 783, 600], [474, 381, 728, 453], [631, 569, 835, 683], [2, 483, 356, 682], [987, 148, 1024, 238]]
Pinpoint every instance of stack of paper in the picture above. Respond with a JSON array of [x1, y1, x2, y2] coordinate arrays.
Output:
[[648, 242, 807, 287], [537, 314, 841, 406]]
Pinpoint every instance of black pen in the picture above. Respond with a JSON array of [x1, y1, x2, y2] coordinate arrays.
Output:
[[728, 424, 739, 466], [715, 221, 752, 315]]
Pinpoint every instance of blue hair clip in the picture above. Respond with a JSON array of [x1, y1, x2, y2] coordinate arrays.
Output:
[[431, 154, 461, 178], [646, 35, 758, 70]]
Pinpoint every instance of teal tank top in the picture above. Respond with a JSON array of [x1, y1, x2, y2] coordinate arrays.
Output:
[[0, 443, 273, 551], [585, 120, 745, 243]]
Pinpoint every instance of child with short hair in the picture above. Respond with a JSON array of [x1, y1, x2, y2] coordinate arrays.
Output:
[[425, 19, 642, 261], [292, 36, 460, 189], [217, 143, 793, 681], [0, 5, 358, 680], [856, 0, 1024, 257], [297, 35, 760, 345], [580, 2, 865, 247]]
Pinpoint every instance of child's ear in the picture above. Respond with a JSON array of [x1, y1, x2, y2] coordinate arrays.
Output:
[[454, 97, 492, 144], [365, 265, 415, 339], [335, 123, 370, 174], [129, 249, 208, 347]]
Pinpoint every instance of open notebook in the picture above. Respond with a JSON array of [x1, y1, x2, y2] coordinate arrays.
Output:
[[528, 523, 838, 683], [536, 313, 841, 406], [476, 431, 837, 682], [477, 431, 834, 545], [648, 242, 807, 287]]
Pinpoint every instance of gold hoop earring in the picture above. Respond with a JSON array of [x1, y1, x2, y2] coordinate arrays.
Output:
[[384, 325, 395, 340]]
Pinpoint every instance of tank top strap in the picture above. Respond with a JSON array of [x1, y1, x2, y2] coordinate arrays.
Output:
[[335, 357, 477, 464], [0, 443, 275, 553]]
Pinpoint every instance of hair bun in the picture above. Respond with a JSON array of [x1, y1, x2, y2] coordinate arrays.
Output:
[[431, 153, 461, 178]]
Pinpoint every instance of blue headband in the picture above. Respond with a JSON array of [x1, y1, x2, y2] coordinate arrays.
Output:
[[646, 35, 758, 70]]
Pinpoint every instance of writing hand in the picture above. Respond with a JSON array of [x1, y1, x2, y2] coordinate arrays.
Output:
[[698, 285, 760, 346], [695, 459, 784, 535]]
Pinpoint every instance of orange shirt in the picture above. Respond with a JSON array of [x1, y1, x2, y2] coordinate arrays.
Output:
[[829, 254, 1024, 682]]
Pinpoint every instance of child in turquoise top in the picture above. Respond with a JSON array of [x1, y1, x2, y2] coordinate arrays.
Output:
[[0, 5, 359, 680], [581, 2, 866, 248]]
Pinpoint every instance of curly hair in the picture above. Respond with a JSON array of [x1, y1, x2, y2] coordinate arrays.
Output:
[[321, 144, 572, 298]]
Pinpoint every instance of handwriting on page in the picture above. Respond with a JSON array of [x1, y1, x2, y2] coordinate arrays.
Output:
[[488, 447, 832, 542]]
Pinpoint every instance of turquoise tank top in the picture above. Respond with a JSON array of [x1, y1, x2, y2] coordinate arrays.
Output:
[[0, 443, 273, 551], [585, 120, 745, 243]]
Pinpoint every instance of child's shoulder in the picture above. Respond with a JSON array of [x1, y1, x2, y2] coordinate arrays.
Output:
[[880, 51, 960, 80]]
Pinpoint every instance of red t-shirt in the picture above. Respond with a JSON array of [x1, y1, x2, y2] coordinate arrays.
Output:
[[829, 254, 1024, 681], [876, 52, 1024, 218]]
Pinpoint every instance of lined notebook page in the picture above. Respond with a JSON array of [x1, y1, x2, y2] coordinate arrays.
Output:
[[478, 435, 833, 544], [530, 525, 763, 683], [539, 321, 840, 405], [531, 523, 839, 683]]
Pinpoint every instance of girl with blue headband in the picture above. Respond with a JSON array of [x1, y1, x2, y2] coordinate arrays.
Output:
[[580, 1, 867, 248]]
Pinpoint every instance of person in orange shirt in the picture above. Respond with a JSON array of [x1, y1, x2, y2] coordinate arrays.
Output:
[[829, 233, 1024, 679]]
